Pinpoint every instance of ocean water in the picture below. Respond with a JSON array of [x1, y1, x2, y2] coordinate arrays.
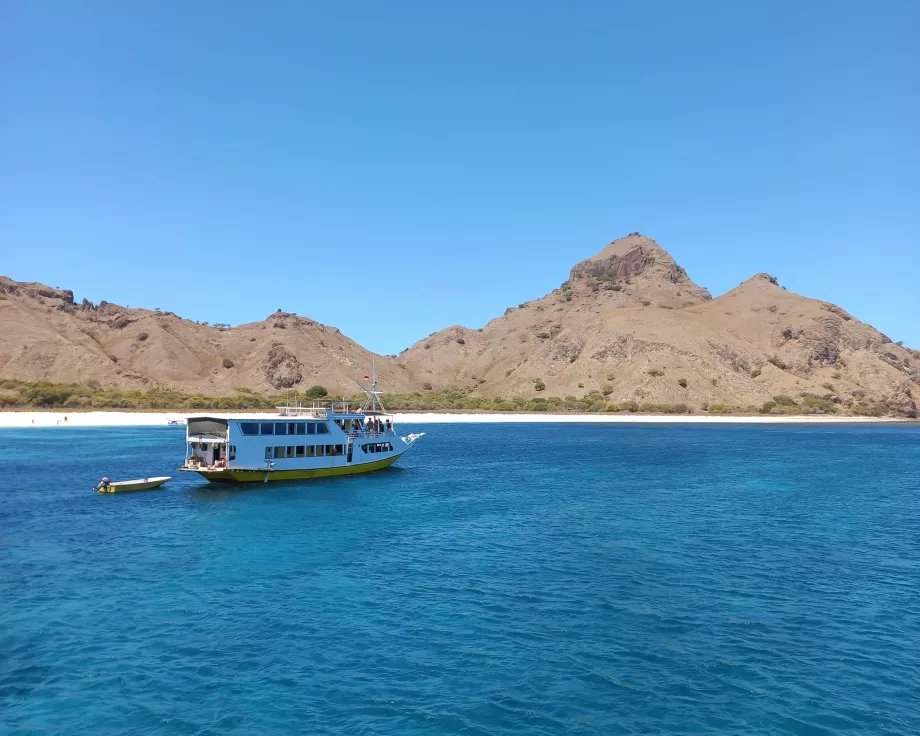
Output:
[[1, 423, 919, 736]]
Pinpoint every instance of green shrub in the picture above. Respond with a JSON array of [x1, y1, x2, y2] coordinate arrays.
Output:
[[534, 380, 546, 391], [773, 395, 797, 406], [767, 355, 787, 370], [222, 358, 234, 369], [537, 332, 551, 340], [647, 368, 664, 377], [304, 385, 328, 398], [750, 368, 762, 378], [800, 396, 837, 413], [677, 378, 688, 388], [137, 332, 148, 341]]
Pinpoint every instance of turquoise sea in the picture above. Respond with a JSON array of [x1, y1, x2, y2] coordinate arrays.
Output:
[[1, 422, 919, 735]]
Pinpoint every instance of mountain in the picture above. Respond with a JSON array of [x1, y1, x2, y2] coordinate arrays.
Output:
[[0, 277, 412, 396], [2, 234, 917, 416], [396, 234, 918, 417]]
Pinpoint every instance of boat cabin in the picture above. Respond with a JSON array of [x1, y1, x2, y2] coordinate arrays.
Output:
[[183, 403, 399, 473]]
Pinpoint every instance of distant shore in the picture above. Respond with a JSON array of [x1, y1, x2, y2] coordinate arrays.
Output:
[[0, 410, 907, 428]]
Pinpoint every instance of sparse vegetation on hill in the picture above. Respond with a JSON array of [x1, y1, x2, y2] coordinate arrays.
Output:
[[0, 379, 910, 418]]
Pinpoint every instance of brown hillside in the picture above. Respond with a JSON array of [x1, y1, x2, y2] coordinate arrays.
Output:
[[397, 235, 918, 417], [0, 277, 411, 396]]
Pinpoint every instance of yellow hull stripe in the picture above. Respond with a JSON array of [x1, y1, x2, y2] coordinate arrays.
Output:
[[193, 455, 400, 483]]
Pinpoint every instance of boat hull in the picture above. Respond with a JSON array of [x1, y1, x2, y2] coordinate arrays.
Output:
[[188, 455, 400, 483], [97, 476, 171, 493]]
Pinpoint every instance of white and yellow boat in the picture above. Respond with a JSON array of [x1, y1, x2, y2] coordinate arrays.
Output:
[[178, 373, 423, 484], [95, 476, 171, 493]]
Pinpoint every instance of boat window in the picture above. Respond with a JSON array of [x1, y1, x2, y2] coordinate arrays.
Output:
[[229, 445, 237, 460], [275, 423, 287, 435], [272, 446, 284, 458], [295, 446, 305, 457], [265, 447, 272, 459], [261, 423, 274, 435], [287, 445, 295, 457], [317, 423, 330, 434], [306, 446, 315, 457], [240, 422, 259, 436], [326, 445, 335, 455], [316, 445, 325, 457], [307, 423, 316, 435], [335, 444, 343, 454], [295, 423, 306, 435]]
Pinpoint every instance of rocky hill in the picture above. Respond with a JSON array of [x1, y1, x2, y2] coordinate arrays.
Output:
[[2, 234, 917, 416], [0, 277, 412, 396], [397, 234, 918, 417]]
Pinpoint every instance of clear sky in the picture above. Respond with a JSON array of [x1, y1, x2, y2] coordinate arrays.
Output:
[[2, 0, 918, 354]]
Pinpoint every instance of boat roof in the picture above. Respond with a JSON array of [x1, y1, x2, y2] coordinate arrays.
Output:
[[185, 412, 389, 422]]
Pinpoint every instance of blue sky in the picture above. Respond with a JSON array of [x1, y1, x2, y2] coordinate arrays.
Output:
[[2, 0, 918, 354]]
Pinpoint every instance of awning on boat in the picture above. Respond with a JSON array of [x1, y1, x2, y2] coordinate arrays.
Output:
[[186, 417, 228, 437]]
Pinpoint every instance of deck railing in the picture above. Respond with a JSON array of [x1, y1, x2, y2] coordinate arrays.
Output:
[[347, 429, 396, 439], [276, 405, 329, 418]]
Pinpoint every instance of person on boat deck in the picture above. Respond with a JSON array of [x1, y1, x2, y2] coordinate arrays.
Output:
[[386, 419, 392, 432]]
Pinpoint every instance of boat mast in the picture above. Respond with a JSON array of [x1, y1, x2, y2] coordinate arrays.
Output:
[[372, 356, 377, 414]]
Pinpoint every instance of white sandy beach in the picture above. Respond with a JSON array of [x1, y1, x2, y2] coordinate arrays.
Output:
[[0, 411, 903, 428]]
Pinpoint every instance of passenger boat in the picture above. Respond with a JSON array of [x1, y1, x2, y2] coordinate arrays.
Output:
[[178, 371, 423, 484], [95, 476, 171, 493]]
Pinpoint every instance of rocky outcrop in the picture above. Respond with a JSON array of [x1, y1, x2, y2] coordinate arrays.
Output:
[[891, 382, 917, 418], [264, 345, 303, 389]]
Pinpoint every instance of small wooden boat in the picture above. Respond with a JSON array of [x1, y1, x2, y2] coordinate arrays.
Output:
[[94, 476, 171, 493]]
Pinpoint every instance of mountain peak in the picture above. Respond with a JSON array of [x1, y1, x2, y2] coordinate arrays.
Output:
[[568, 234, 711, 302]]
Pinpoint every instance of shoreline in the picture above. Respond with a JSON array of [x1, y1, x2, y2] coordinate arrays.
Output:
[[0, 410, 908, 428]]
